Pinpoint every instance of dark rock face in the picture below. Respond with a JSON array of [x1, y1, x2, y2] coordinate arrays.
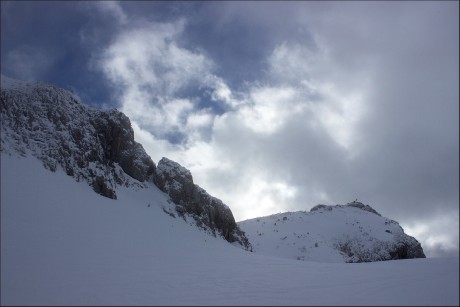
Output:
[[93, 175, 117, 199], [154, 157, 195, 204], [388, 240, 425, 259], [311, 201, 380, 216], [336, 233, 426, 263], [155, 157, 252, 250], [346, 200, 381, 216], [92, 111, 156, 183], [1, 78, 155, 198]]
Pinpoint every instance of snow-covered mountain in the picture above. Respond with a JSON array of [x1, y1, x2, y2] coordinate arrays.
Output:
[[239, 202, 425, 263], [1, 75, 458, 305], [0, 75, 250, 250], [0, 75, 426, 261]]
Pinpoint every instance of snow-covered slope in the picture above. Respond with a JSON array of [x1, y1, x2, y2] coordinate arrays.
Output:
[[1, 153, 458, 306], [1, 75, 458, 305], [238, 203, 425, 263]]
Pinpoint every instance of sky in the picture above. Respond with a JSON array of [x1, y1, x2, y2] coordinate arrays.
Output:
[[1, 1, 458, 258]]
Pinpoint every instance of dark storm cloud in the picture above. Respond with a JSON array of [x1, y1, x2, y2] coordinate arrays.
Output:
[[1, 1, 120, 107], [342, 2, 459, 220], [170, 1, 318, 89]]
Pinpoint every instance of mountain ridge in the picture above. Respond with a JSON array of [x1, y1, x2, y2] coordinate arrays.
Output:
[[0, 75, 251, 250], [1, 75, 425, 260]]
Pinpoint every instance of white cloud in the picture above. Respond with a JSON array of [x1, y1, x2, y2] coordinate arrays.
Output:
[[267, 42, 369, 151], [236, 85, 301, 135], [97, 18, 219, 143], [402, 211, 459, 257], [229, 177, 299, 220], [314, 84, 366, 151], [207, 75, 244, 108], [162, 98, 193, 126], [268, 42, 317, 85]]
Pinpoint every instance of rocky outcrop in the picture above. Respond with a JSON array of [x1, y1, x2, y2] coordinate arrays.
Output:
[[335, 233, 425, 262], [91, 110, 156, 183], [155, 157, 252, 250], [0, 77, 155, 199], [345, 200, 382, 216], [311, 200, 381, 216]]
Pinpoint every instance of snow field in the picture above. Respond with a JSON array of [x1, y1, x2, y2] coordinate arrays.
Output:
[[1, 154, 458, 305]]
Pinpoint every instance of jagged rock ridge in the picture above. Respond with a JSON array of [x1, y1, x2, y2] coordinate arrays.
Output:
[[311, 200, 381, 216], [239, 201, 425, 263], [155, 157, 251, 250], [0, 75, 250, 250]]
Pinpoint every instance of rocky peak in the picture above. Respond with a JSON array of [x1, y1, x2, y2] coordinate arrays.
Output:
[[310, 201, 381, 216], [155, 157, 252, 250], [346, 200, 381, 216], [155, 157, 194, 196], [91, 110, 156, 183], [1, 76, 155, 199]]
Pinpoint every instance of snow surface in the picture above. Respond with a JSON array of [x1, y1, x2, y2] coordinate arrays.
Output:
[[1, 153, 459, 305]]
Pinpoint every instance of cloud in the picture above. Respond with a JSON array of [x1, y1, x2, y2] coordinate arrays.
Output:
[[96, 18, 221, 144], [402, 211, 459, 258], [94, 2, 459, 258], [145, 38, 360, 220], [266, 42, 369, 151], [207, 76, 244, 109], [96, 15, 341, 220], [94, 1, 128, 24], [239, 85, 303, 135]]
